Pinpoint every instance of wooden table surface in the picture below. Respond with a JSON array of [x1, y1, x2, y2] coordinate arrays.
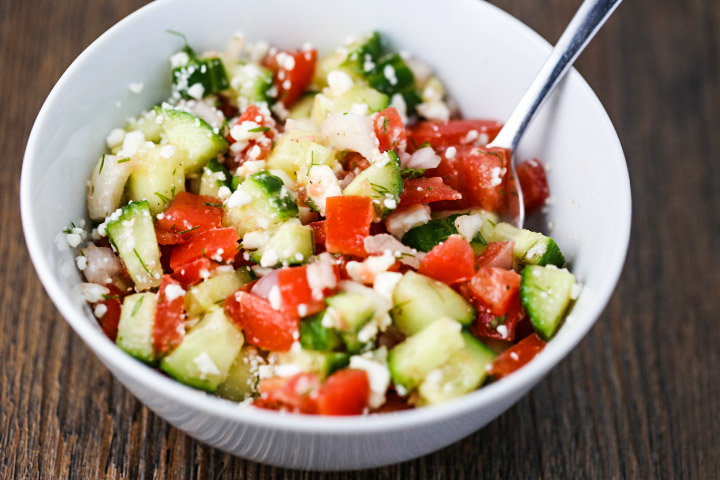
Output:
[[2, 0, 718, 478]]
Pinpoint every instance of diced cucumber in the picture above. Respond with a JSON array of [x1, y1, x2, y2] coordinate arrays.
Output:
[[288, 94, 317, 119], [521, 265, 577, 340], [184, 267, 253, 317], [240, 170, 299, 220], [228, 62, 273, 105], [340, 31, 385, 78], [417, 332, 496, 405], [126, 143, 186, 215], [343, 150, 403, 218], [392, 271, 475, 335], [125, 109, 163, 143], [401, 217, 458, 252], [105, 201, 162, 291], [272, 350, 349, 379], [156, 108, 228, 174], [388, 318, 465, 391], [160, 307, 244, 392], [116, 293, 158, 364], [266, 129, 337, 181], [325, 292, 376, 333], [488, 222, 565, 267], [249, 220, 314, 267], [172, 56, 229, 99], [216, 346, 265, 402], [223, 204, 273, 237], [300, 313, 344, 351], [311, 85, 389, 125], [366, 53, 422, 112], [198, 158, 231, 197]]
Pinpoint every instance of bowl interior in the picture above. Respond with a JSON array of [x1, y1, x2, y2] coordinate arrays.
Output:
[[21, 0, 630, 434]]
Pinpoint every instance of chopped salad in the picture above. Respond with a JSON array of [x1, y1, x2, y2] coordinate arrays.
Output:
[[71, 31, 578, 415]]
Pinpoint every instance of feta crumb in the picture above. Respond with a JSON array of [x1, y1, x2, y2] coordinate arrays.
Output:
[[169, 51, 190, 68], [350, 103, 369, 116], [93, 303, 107, 319], [327, 70, 353, 96], [193, 352, 221, 378], [159, 144, 177, 159], [75, 256, 88, 270], [164, 284, 186, 301], [417, 100, 450, 121], [384, 204, 431, 239], [65, 233, 81, 248], [445, 146, 457, 159], [78, 283, 110, 303], [496, 324, 508, 338], [226, 188, 253, 209], [510, 352, 519, 361], [260, 248, 279, 268], [128, 82, 144, 94], [454, 214, 486, 242], [105, 128, 126, 149], [489, 166, 504, 187], [349, 354, 391, 409], [383, 64, 398, 85], [373, 271, 403, 302], [268, 285, 282, 310], [187, 83, 205, 100], [242, 230, 272, 250], [217, 186, 232, 200], [297, 303, 308, 317], [570, 282, 582, 300], [120, 130, 145, 157]]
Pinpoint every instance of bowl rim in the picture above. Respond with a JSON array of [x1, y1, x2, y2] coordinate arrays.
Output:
[[20, 0, 631, 434]]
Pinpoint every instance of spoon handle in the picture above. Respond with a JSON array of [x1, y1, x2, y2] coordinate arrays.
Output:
[[489, 0, 623, 151]]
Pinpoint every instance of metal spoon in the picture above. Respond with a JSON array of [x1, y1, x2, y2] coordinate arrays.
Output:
[[488, 0, 623, 228]]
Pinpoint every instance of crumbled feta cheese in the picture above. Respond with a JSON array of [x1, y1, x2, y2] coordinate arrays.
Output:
[[350, 103, 369, 116], [159, 144, 177, 159], [193, 352, 221, 378], [525, 241, 547, 260], [186, 83, 205, 99], [65, 233, 82, 248], [383, 64, 398, 86], [496, 324, 508, 339], [454, 214, 486, 242], [306, 253, 338, 300], [373, 271, 403, 302], [260, 248, 279, 268], [105, 128, 126, 149], [417, 100, 450, 121], [390, 93, 408, 124], [242, 230, 272, 250], [93, 303, 107, 319], [226, 188, 253, 209], [120, 130, 145, 157], [570, 282, 582, 300], [445, 146, 457, 159], [345, 250, 396, 284], [274, 363, 305, 378], [128, 82, 143, 94], [75, 256, 88, 270], [276, 51, 296, 70], [297, 303, 308, 317], [169, 51, 190, 68], [383, 198, 397, 209], [268, 285, 282, 310], [217, 186, 232, 200], [327, 70, 354, 96], [384, 204, 431, 239], [79, 283, 110, 303], [164, 284, 186, 301], [489, 166, 505, 187], [349, 354, 391, 409]]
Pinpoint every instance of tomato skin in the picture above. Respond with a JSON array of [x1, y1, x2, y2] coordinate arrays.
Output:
[[255, 373, 320, 414], [156, 192, 224, 245], [169, 227, 240, 272], [225, 291, 299, 351], [325, 196, 374, 257], [489, 333, 546, 378], [475, 241, 515, 270], [469, 297, 525, 342], [516, 158, 550, 213], [94, 284, 124, 342], [399, 177, 462, 206], [277, 264, 338, 318], [407, 119, 502, 151], [468, 266, 521, 316], [315, 369, 370, 416], [418, 235, 475, 285], [309, 221, 327, 253], [374, 107, 407, 152], [427, 146, 510, 211], [170, 257, 218, 288], [153, 275, 186, 355], [264, 48, 318, 107]]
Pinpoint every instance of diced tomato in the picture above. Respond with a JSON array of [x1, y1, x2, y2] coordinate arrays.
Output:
[[374, 107, 407, 152], [170, 257, 218, 288], [489, 333, 546, 378], [475, 241, 515, 270], [227, 104, 274, 143], [407, 119, 502, 151], [155, 192, 224, 245], [325, 196, 374, 257], [428, 146, 510, 211], [342, 151, 372, 172], [315, 369, 370, 416], [277, 264, 338, 318], [226, 104, 276, 170], [468, 266, 521, 316], [399, 177, 462, 206], [169, 227, 239, 272], [309, 221, 327, 253], [94, 284, 124, 341], [153, 275, 186, 355], [516, 158, 550, 213], [418, 234, 475, 285], [255, 373, 320, 413], [264, 48, 318, 107], [469, 297, 525, 342], [225, 291, 299, 351]]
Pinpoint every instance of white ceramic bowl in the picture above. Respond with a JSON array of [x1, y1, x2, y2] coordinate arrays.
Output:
[[21, 0, 630, 471]]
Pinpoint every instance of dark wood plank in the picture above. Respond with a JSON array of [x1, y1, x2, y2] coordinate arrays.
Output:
[[1, 0, 718, 478]]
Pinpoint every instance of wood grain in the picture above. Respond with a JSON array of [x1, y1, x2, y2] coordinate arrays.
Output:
[[1, 0, 718, 478]]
